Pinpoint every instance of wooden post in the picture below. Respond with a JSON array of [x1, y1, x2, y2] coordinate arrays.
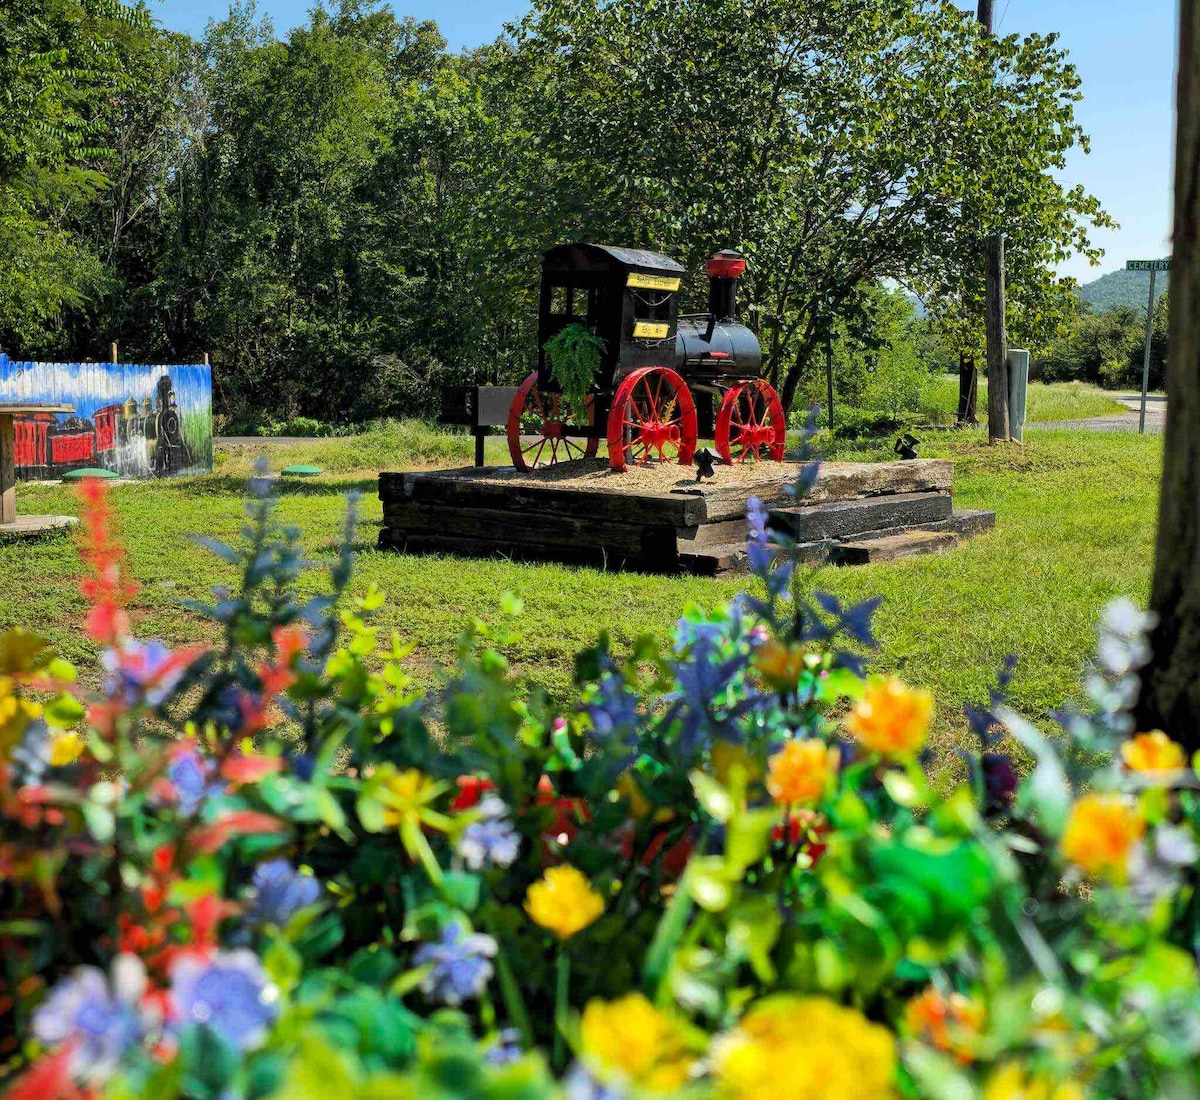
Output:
[[0, 414, 15, 524], [1137, 0, 1200, 744], [977, 0, 1010, 442], [203, 352, 210, 366], [110, 342, 118, 364]]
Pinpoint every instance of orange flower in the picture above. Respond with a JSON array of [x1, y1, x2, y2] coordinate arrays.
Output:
[[1121, 730, 1186, 774], [767, 739, 838, 806], [753, 639, 808, 691], [1060, 793, 1144, 881], [904, 987, 985, 1064], [845, 676, 933, 758]]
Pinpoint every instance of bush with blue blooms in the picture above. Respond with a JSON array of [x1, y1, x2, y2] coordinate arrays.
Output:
[[0, 445, 1198, 1099]]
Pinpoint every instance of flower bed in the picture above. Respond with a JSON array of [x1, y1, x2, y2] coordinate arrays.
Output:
[[1, 458, 1198, 1099]]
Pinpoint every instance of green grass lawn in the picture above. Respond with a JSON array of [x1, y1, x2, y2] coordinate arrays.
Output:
[[1, 417, 1160, 767], [918, 378, 1127, 424]]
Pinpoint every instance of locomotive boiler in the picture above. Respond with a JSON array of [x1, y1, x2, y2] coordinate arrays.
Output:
[[507, 243, 785, 471]]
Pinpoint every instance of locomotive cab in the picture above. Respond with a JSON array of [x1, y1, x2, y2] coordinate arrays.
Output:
[[536, 243, 686, 392]]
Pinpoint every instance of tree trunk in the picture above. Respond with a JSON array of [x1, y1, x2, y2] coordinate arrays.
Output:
[[1138, 0, 1200, 744], [985, 234, 1010, 441], [957, 353, 978, 424]]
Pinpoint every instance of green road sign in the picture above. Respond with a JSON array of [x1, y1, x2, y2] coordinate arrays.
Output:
[[1126, 259, 1171, 271]]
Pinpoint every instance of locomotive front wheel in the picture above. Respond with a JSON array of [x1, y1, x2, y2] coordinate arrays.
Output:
[[507, 371, 599, 470], [606, 366, 698, 472], [714, 379, 787, 464]]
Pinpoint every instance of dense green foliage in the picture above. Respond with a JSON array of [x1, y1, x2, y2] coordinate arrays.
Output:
[[1, 0, 1108, 427], [1037, 291, 1169, 390]]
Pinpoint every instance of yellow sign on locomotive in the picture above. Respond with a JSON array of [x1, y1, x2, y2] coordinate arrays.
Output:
[[632, 321, 670, 339], [626, 273, 682, 291]]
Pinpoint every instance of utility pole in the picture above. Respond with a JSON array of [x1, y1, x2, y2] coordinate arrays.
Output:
[[977, 0, 1010, 442]]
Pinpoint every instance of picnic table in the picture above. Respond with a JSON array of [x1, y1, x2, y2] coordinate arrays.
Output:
[[0, 402, 77, 533]]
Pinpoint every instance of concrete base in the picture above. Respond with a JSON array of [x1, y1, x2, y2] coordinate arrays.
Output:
[[0, 515, 79, 540]]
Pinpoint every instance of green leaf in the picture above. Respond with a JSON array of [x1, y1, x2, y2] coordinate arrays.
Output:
[[690, 770, 733, 823]]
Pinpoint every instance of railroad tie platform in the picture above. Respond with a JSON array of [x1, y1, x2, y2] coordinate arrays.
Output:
[[377, 458, 995, 574]]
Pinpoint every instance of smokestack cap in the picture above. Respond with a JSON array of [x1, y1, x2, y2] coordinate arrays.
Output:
[[706, 251, 747, 279]]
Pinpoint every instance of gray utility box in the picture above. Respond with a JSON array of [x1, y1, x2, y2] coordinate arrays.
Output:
[[1007, 349, 1029, 442], [440, 386, 520, 466]]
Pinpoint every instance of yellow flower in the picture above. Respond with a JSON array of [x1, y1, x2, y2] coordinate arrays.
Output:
[[579, 993, 693, 1092], [378, 767, 444, 829], [983, 1062, 1085, 1100], [1121, 730, 1186, 774], [752, 639, 807, 691], [713, 996, 896, 1100], [766, 739, 838, 806], [903, 987, 985, 1064], [0, 675, 41, 736], [525, 864, 604, 940], [49, 731, 85, 767], [845, 676, 933, 759], [1060, 793, 1144, 881]]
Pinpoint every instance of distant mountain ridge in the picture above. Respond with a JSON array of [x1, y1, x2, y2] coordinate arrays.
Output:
[[1079, 262, 1170, 311]]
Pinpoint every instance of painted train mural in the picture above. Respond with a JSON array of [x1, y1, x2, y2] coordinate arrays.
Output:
[[0, 356, 213, 479]]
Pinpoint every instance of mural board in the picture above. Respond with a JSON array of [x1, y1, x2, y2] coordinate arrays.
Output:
[[0, 356, 213, 480]]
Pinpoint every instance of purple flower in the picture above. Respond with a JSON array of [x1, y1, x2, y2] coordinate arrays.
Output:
[[101, 639, 184, 707], [33, 954, 147, 1082], [564, 1063, 627, 1100], [456, 796, 521, 871], [485, 1027, 524, 1066], [245, 860, 322, 926], [167, 747, 224, 816], [170, 950, 278, 1050], [981, 753, 1019, 814], [412, 922, 497, 1006]]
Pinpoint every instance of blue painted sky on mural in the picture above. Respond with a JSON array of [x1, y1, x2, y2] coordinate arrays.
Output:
[[151, 0, 1178, 283], [0, 357, 212, 423]]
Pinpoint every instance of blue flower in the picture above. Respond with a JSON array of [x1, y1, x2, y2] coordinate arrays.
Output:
[[413, 922, 498, 1006], [10, 720, 54, 787], [170, 950, 278, 1050], [456, 796, 521, 871], [586, 665, 640, 744], [245, 860, 322, 926], [101, 639, 183, 707], [564, 1062, 627, 1100], [485, 1027, 525, 1066], [33, 954, 147, 1083], [167, 747, 223, 816]]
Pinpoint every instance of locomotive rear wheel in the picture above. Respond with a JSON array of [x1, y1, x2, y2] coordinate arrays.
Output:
[[507, 371, 599, 470], [714, 379, 787, 464], [606, 366, 698, 472]]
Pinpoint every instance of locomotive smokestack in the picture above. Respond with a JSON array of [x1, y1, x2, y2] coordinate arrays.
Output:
[[706, 250, 747, 322]]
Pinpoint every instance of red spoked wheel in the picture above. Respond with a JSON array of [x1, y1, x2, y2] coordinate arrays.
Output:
[[507, 371, 599, 470], [606, 366, 698, 472], [714, 379, 787, 464]]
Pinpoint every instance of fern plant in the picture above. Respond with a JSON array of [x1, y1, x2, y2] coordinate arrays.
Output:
[[544, 323, 604, 406]]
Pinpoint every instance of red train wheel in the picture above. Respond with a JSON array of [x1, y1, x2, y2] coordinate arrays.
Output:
[[606, 366, 698, 472], [714, 379, 786, 464], [507, 371, 598, 470]]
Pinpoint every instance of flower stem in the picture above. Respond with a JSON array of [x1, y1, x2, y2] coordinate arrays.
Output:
[[553, 949, 571, 1071]]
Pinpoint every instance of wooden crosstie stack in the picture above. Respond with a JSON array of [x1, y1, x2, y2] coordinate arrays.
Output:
[[377, 459, 994, 574]]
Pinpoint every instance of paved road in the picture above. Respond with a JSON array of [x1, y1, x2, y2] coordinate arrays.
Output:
[[1033, 393, 1167, 434]]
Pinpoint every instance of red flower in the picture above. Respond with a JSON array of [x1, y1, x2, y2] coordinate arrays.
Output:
[[451, 775, 496, 811], [191, 811, 286, 854], [4, 1045, 95, 1100], [220, 753, 283, 785]]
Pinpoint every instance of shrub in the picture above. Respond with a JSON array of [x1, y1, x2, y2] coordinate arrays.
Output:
[[1, 455, 1199, 1098]]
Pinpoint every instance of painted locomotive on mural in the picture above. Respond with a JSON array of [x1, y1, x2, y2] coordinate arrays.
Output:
[[507, 243, 785, 471], [14, 374, 195, 477]]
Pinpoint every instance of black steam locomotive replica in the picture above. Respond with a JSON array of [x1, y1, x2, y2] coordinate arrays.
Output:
[[507, 243, 785, 471]]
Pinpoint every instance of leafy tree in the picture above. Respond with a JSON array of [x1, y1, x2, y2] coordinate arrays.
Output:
[[483, 0, 1110, 413], [0, 0, 151, 348]]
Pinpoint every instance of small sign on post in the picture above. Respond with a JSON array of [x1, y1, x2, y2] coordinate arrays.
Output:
[[1126, 259, 1170, 432]]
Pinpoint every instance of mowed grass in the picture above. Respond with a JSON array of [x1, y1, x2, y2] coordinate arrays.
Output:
[[919, 378, 1127, 424], [1, 417, 1160, 764]]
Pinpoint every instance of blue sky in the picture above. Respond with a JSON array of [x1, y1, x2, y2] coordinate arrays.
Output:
[[151, 0, 1178, 284]]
